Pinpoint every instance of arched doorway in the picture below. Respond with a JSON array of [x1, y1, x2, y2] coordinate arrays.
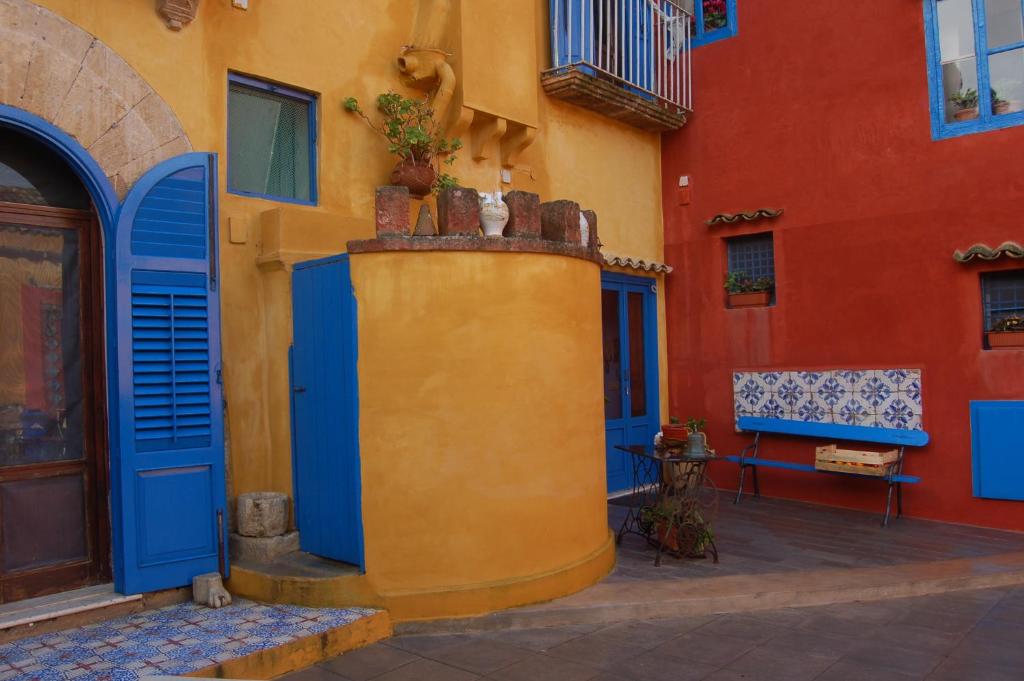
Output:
[[0, 126, 110, 603]]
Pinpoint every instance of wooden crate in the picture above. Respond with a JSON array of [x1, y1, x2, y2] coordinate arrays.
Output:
[[814, 444, 899, 477]]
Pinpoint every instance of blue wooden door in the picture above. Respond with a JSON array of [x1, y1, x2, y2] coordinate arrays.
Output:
[[971, 401, 1024, 501], [290, 255, 364, 568], [602, 273, 660, 495], [113, 153, 227, 594]]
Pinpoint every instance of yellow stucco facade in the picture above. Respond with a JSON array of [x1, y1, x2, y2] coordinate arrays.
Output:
[[6, 0, 670, 616]]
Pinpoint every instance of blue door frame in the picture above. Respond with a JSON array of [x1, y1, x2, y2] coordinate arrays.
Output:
[[290, 254, 365, 569], [601, 271, 661, 495], [0, 105, 228, 594]]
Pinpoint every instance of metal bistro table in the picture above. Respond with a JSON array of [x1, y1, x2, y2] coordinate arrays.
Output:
[[614, 443, 720, 566]]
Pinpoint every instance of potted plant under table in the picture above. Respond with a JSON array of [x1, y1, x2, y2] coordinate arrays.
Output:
[[725, 272, 774, 308], [987, 315, 1024, 348], [344, 92, 462, 198]]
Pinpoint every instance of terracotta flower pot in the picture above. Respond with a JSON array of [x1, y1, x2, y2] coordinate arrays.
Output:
[[390, 160, 436, 198], [987, 331, 1024, 348], [662, 424, 689, 441], [953, 107, 978, 121], [656, 522, 680, 552], [994, 101, 1011, 115], [728, 290, 771, 308]]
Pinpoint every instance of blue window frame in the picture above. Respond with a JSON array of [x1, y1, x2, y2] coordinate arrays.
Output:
[[227, 73, 317, 205], [727, 232, 774, 282], [981, 269, 1024, 343], [689, 0, 737, 47], [924, 0, 1024, 139]]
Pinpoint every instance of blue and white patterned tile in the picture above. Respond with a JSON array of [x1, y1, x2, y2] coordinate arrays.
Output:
[[0, 600, 378, 681], [733, 371, 748, 389], [878, 394, 918, 430], [775, 372, 806, 411], [814, 373, 848, 412], [834, 369, 869, 397], [793, 391, 830, 423], [735, 375, 769, 413], [758, 371, 785, 392], [795, 370, 829, 394], [858, 371, 893, 411], [758, 396, 787, 420], [835, 397, 876, 427]]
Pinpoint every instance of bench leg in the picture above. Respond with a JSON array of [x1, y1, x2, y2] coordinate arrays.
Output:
[[883, 480, 895, 527], [734, 464, 746, 505], [752, 466, 761, 499], [896, 482, 903, 519]]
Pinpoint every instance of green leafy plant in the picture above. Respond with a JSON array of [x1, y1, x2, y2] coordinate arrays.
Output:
[[685, 417, 706, 433], [992, 87, 1009, 107], [724, 271, 774, 294], [344, 93, 462, 193], [992, 314, 1024, 333], [950, 87, 979, 110], [668, 415, 681, 425]]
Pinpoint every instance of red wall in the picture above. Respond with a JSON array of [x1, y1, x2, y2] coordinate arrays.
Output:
[[662, 0, 1024, 531]]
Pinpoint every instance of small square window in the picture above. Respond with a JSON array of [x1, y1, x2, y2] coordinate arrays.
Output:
[[982, 270, 1024, 348], [725, 232, 775, 307], [683, 0, 738, 47], [727, 232, 775, 281], [228, 74, 316, 204]]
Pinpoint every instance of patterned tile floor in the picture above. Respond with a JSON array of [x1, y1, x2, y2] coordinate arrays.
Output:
[[0, 598, 376, 681]]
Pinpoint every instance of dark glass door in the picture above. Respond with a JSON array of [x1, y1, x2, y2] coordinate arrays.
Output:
[[602, 273, 660, 495], [0, 202, 107, 602]]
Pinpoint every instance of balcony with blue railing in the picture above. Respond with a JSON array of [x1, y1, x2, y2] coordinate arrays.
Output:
[[542, 0, 692, 132]]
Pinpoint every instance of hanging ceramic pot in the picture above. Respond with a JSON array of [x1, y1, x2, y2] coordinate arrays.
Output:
[[479, 191, 510, 237]]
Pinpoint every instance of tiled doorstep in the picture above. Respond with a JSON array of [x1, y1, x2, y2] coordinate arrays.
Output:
[[0, 599, 389, 681]]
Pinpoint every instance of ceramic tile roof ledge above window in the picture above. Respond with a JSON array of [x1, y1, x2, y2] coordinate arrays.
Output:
[[603, 253, 673, 274], [953, 241, 1024, 263]]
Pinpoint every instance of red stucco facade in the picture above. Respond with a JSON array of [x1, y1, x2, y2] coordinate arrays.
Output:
[[662, 0, 1024, 531]]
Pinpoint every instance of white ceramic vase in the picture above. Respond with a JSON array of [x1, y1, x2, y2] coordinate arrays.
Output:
[[479, 192, 510, 237]]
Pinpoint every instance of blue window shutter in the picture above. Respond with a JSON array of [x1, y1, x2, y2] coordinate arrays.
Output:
[[112, 152, 227, 595], [971, 401, 1024, 501]]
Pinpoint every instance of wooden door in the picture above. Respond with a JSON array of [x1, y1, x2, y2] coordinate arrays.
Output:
[[0, 201, 109, 603]]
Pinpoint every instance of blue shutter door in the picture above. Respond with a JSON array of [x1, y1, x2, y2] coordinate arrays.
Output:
[[112, 152, 227, 594], [971, 401, 1024, 501], [290, 255, 364, 568]]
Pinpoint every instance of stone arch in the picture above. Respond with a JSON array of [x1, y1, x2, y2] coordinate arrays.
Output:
[[0, 0, 192, 197]]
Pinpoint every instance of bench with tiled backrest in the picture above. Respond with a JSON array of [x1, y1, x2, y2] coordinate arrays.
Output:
[[724, 417, 930, 527]]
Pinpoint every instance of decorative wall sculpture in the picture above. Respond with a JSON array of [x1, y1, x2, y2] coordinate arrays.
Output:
[[733, 369, 923, 431]]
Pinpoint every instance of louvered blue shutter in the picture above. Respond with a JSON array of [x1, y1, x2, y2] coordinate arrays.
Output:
[[112, 153, 227, 595]]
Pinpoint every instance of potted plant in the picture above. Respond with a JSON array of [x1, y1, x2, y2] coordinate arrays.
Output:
[[662, 416, 688, 442], [987, 314, 1024, 348], [344, 92, 462, 197], [724, 271, 774, 308], [992, 88, 1011, 115], [950, 88, 979, 121], [685, 417, 708, 458], [702, 0, 728, 29], [640, 503, 680, 552]]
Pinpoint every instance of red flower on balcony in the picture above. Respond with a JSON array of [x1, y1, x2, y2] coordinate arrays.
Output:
[[702, 0, 728, 30]]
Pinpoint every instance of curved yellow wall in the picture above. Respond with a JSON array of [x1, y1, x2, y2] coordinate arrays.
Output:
[[351, 251, 613, 612]]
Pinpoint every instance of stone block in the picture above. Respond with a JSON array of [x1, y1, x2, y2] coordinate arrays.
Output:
[[540, 200, 582, 244], [236, 491, 289, 537], [582, 209, 599, 251], [230, 531, 300, 563], [413, 203, 436, 236], [437, 187, 481, 236], [375, 186, 410, 237], [503, 191, 541, 239], [193, 572, 232, 609]]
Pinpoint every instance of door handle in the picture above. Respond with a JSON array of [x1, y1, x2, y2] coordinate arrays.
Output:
[[293, 386, 307, 393]]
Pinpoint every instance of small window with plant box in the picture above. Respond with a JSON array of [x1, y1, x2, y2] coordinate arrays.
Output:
[[228, 74, 317, 204], [982, 270, 1024, 349], [685, 0, 738, 47], [724, 232, 775, 308]]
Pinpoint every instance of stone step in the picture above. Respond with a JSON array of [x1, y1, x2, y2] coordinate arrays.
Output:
[[0, 584, 142, 636], [396, 550, 1024, 634]]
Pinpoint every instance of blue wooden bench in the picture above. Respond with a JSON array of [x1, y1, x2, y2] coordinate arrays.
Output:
[[724, 417, 930, 527]]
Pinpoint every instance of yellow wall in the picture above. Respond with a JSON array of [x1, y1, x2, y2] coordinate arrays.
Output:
[[27, 0, 668, 519], [351, 250, 609, 593]]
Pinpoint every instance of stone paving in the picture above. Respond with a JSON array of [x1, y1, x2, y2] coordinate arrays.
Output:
[[281, 586, 1024, 681]]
